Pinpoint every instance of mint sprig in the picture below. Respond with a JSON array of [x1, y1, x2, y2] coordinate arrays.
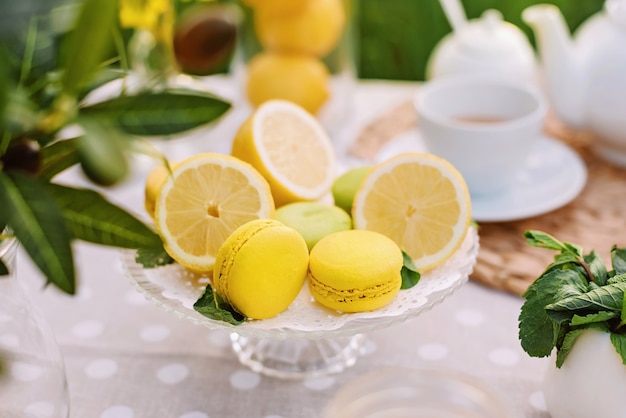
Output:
[[519, 230, 626, 367], [401, 250, 421, 290], [193, 284, 245, 325]]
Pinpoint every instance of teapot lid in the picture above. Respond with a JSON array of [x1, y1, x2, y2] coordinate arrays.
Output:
[[457, 9, 530, 58], [606, 0, 626, 25]]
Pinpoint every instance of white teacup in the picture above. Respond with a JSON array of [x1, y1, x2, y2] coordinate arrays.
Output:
[[415, 75, 547, 196]]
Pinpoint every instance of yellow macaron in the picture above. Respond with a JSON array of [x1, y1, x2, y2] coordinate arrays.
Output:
[[308, 229, 403, 313], [213, 219, 309, 320]]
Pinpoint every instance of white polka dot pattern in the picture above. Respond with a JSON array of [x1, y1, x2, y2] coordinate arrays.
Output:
[[157, 363, 189, 385], [229, 370, 261, 390], [100, 405, 134, 418]]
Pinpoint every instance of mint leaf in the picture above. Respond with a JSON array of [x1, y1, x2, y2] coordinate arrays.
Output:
[[525, 230, 574, 253], [520, 268, 588, 357], [611, 245, 626, 275], [556, 328, 586, 368], [135, 247, 174, 269], [400, 250, 420, 289], [519, 270, 568, 357], [193, 285, 245, 325], [610, 332, 626, 365], [608, 273, 626, 284], [584, 250, 608, 285], [571, 311, 618, 326], [546, 282, 626, 314]]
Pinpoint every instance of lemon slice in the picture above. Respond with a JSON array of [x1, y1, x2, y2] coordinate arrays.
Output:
[[231, 99, 337, 206], [352, 152, 471, 272], [154, 153, 275, 272]]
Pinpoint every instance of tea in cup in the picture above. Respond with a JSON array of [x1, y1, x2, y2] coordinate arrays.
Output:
[[414, 75, 547, 196]]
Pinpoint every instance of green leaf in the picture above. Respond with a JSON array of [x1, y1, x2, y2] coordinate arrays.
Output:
[[135, 247, 174, 269], [44, 183, 162, 249], [556, 328, 586, 368], [0, 172, 75, 293], [609, 273, 626, 284], [0, 259, 8, 275], [400, 250, 420, 289], [546, 282, 626, 313], [544, 253, 585, 276], [525, 230, 571, 252], [584, 250, 608, 285], [77, 68, 125, 101], [61, 0, 117, 94], [77, 116, 129, 186], [611, 245, 626, 275], [39, 137, 81, 181], [571, 311, 618, 326], [193, 284, 245, 325], [81, 90, 231, 136], [610, 332, 626, 365], [519, 269, 587, 357]]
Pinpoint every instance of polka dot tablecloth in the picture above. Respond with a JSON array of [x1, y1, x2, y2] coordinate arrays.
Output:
[[16, 82, 552, 418]]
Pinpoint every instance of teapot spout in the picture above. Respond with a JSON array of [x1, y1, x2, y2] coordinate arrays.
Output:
[[523, 4, 586, 128]]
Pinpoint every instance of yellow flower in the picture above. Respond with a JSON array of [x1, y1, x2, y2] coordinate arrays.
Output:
[[119, 0, 171, 31]]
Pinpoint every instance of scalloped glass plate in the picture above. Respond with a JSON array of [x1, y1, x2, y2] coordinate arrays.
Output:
[[121, 228, 479, 340]]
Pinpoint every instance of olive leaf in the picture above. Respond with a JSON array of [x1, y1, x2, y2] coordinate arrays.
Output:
[[77, 116, 129, 186], [81, 90, 231, 136], [0, 172, 75, 293], [61, 0, 117, 94], [39, 137, 81, 181], [44, 183, 162, 249]]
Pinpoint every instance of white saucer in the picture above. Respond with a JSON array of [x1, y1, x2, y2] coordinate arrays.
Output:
[[375, 129, 588, 223]]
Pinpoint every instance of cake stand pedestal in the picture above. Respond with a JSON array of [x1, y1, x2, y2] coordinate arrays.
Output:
[[231, 334, 366, 379], [122, 228, 478, 379]]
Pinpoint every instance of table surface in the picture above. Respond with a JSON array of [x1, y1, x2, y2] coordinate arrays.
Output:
[[20, 80, 552, 418]]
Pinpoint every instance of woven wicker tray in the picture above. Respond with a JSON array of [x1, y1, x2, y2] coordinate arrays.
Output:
[[350, 100, 626, 297]]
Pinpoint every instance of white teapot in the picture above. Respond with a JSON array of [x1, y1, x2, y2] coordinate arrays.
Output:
[[523, 0, 626, 166], [426, 9, 537, 82]]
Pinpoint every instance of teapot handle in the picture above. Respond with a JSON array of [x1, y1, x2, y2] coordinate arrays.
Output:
[[438, 0, 468, 33]]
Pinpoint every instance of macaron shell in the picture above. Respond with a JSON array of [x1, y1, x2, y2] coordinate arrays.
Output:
[[308, 270, 400, 312], [308, 230, 403, 313], [214, 219, 309, 319]]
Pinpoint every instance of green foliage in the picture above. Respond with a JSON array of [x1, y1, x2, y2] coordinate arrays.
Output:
[[357, 0, 605, 80], [0, 1, 230, 294], [401, 250, 420, 290], [193, 283, 246, 325], [519, 230, 626, 368]]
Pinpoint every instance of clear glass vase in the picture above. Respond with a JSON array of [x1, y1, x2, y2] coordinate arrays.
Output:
[[0, 234, 70, 418]]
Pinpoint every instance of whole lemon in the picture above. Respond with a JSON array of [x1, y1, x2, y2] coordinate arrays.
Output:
[[246, 51, 330, 114], [254, 0, 346, 57], [144, 162, 178, 218]]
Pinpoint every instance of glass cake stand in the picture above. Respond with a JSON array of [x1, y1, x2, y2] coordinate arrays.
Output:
[[121, 228, 479, 379]]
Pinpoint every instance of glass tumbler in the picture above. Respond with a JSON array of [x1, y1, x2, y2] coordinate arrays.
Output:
[[0, 233, 70, 418], [236, 0, 356, 133], [322, 367, 519, 418]]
